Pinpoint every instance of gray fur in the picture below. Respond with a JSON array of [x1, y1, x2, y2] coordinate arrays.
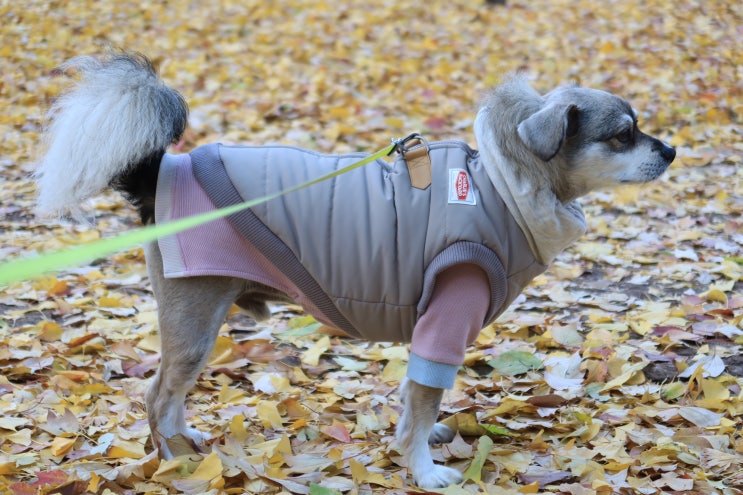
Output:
[[517, 102, 578, 162], [36, 53, 187, 217], [480, 76, 675, 203]]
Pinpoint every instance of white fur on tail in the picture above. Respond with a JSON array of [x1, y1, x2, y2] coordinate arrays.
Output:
[[35, 54, 183, 217]]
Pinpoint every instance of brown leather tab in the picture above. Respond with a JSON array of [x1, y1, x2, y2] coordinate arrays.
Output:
[[405, 142, 432, 190]]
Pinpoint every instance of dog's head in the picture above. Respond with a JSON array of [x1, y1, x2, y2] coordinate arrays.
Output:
[[482, 77, 676, 202]]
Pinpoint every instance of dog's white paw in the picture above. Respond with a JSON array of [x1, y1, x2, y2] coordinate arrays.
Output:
[[415, 465, 463, 489], [429, 423, 456, 444], [186, 427, 212, 443]]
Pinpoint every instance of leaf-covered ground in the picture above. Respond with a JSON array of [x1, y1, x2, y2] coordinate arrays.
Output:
[[1, 0, 742, 494]]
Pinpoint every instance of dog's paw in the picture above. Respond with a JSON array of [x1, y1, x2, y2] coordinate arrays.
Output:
[[415, 465, 463, 489], [185, 427, 212, 445], [428, 423, 456, 444]]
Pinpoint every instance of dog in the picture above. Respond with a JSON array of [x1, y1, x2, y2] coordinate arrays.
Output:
[[35, 52, 675, 488]]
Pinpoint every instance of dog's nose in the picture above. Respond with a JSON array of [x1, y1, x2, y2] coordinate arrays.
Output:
[[660, 142, 676, 162], [653, 140, 676, 163]]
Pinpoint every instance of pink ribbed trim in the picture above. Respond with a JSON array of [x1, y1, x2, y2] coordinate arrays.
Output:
[[410, 264, 489, 366]]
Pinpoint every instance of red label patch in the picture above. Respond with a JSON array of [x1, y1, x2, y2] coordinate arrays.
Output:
[[448, 169, 476, 205], [456, 171, 470, 201]]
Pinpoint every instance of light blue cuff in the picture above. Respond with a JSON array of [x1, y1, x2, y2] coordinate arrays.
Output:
[[407, 352, 459, 389]]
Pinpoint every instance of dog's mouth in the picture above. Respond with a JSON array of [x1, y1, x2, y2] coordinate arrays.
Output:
[[645, 162, 672, 182], [618, 161, 671, 184]]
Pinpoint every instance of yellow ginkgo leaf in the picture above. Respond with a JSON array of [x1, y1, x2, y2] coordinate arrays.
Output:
[[256, 400, 283, 429], [188, 451, 223, 481], [50, 436, 76, 456], [108, 439, 146, 459]]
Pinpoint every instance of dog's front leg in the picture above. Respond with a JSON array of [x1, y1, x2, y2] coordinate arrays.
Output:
[[396, 378, 462, 488]]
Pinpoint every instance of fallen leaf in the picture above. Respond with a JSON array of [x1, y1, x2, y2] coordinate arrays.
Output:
[[462, 436, 493, 482], [257, 400, 284, 429], [489, 350, 544, 375], [321, 419, 352, 443]]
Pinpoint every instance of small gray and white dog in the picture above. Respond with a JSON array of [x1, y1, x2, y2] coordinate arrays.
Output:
[[35, 53, 674, 488]]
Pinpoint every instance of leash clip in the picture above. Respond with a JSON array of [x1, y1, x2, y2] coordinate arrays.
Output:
[[389, 132, 428, 156], [389, 132, 432, 189]]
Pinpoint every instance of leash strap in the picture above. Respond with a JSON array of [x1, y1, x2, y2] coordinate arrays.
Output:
[[0, 142, 397, 285]]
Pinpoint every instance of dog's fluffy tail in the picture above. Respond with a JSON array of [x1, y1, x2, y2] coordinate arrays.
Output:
[[35, 53, 188, 219]]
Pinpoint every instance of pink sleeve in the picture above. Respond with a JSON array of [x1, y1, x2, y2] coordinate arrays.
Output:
[[410, 264, 491, 367]]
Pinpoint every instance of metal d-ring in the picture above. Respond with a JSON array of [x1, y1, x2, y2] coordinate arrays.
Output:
[[389, 132, 429, 156]]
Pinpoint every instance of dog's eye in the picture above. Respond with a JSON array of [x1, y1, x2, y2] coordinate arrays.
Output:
[[614, 129, 633, 143]]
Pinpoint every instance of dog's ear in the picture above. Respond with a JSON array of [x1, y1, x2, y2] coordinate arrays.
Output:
[[517, 103, 578, 161]]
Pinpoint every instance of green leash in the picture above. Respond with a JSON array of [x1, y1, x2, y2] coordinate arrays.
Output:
[[0, 142, 397, 286]]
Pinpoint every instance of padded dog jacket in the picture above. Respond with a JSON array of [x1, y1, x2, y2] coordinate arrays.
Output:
[[165, 142, 546, 336], [155, 140, 551, 387]]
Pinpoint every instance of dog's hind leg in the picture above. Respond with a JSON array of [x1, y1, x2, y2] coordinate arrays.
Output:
[[396, 378, 463, 488], [144, 242, 245, 457]]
